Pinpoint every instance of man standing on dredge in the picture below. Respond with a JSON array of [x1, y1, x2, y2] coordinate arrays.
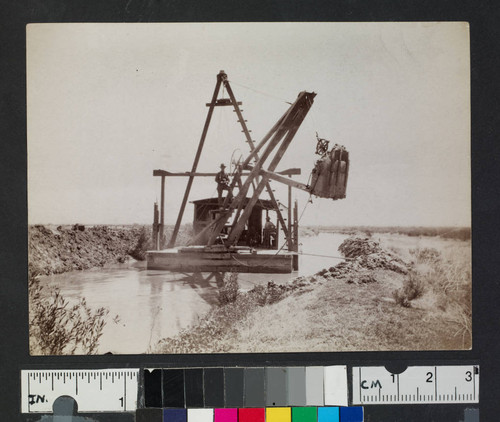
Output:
[[215, 163, 232, 206]]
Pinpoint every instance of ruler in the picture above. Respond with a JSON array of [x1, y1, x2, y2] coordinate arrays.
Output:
[[21, 369, 139, 413], [352, 365, 479, 405]]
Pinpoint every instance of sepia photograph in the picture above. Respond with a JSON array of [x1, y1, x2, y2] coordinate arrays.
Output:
[[27, 22, 471, 355]]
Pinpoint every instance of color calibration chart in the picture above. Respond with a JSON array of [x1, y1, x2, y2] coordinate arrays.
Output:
[[141, 366, 359, 422]]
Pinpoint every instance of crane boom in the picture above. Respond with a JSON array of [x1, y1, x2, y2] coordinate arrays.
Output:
[[189, 90, 316, 247]]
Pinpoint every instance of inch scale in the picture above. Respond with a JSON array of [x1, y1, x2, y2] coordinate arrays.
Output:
[[21, 369, 139, 413], [352, 365, 479, 405]]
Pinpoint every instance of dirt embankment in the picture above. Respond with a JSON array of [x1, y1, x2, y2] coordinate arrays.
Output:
[[28, 225, 145, 275], [157, 235, 472, 353], [157, 236, 418, 353], [252, 236, 410, 299]]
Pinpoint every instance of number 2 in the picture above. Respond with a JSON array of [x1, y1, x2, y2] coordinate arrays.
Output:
[[426, 372, 433, 382]]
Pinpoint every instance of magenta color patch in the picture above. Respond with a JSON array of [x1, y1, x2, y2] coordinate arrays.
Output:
[[214, 408, 238, 422]]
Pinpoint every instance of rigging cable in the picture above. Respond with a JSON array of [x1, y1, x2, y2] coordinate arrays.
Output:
[[228, 79, 292, 105]]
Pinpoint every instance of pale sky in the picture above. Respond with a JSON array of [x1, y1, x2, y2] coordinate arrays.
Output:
[[27, 22, 470, 227]]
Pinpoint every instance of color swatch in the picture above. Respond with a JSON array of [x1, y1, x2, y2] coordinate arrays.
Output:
[[215, 408, 238, 422], [306, 367, 324, 406], [163, 369, 185, 408], [266, 368, 288, 406], [225, 368, 244, 408], [239, 408, 265, 422], [318, 407, 340, 422], [292, 407, 317, 422], [288, 367, 306, 407], [244, 368, 265, 407], [266, 407, 291, 422], [164, 408, 187, 422]]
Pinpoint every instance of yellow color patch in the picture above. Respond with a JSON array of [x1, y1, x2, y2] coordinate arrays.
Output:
[[266, 407, 291, 422]]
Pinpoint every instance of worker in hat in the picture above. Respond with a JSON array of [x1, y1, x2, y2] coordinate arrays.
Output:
[[263, 216, 277, 249], [215, 163, 232, 206]]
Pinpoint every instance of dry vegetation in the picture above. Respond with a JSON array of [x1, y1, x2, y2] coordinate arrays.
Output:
[[156, 232, 471, 353], [29, 264, 110, 355], [300, 225, 471, 241]]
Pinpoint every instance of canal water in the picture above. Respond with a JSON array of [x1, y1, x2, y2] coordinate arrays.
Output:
[[38, 232, 348, 354]]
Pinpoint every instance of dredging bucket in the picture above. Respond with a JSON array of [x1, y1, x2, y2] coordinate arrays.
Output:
[[310, 145, 349, 199]]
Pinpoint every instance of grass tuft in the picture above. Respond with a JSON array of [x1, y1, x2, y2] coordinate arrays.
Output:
[[218, 272, 239, 305], [392, 271, 425, 307]]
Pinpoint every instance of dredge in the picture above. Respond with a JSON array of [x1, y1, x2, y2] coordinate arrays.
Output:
[[147, 71, 349, 273]]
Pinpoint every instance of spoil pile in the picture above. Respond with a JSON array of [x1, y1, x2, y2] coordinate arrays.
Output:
[[28, 225, 144, 275], [339, 236, 383, 258], [317, 236, 409, 283], [244, 236, 411, 303]]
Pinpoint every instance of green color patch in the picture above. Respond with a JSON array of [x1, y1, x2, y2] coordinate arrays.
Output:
[[292, 407, 317, 422]]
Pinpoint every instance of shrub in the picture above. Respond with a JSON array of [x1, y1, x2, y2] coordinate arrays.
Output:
[[393, 271, 425, 307], [409, 247, 441, 263], [250, 281, 287, 306], [129, 226, 151, 261], [29, 264, 109, 355], [218, 272, 239, 305]]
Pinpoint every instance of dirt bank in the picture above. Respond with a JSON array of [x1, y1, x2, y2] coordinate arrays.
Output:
[[28, 225, 145, 275], [156, 235, 471, 353]]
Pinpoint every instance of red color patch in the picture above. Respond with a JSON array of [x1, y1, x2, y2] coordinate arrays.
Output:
[[239, 408, 265, 422]]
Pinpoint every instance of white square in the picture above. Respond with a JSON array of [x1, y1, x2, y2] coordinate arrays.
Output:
[[188, 408, 214, 422], [324, 365, 348, 406]]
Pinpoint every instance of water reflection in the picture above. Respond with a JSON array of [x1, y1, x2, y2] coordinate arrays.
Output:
[[37, 233, 347, 354]]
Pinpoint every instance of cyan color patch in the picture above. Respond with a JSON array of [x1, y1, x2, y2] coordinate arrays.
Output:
[[339, 406, 363, 422], [317, 407, 339, 422]]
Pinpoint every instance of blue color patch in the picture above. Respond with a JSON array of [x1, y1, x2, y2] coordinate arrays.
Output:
[[164, 408, 187, 422], [339, 406, 363, 422], [318, 407, 339, 422]]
